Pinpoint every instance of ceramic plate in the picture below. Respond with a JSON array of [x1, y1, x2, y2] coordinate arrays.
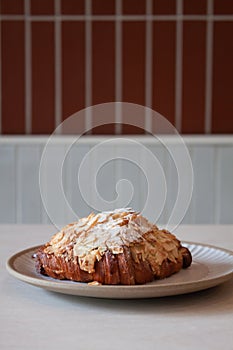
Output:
[[6, 242, 233, 299]]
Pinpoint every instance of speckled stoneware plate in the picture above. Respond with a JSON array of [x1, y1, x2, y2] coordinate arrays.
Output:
[[6, 242, 233, 299]]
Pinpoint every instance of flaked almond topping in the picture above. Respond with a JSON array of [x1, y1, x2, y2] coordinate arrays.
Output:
[[88, 281, 102, 286], [44, 208, 182, 274]]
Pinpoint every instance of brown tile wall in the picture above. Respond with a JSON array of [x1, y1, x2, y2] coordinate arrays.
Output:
[[1, 21, 25, 133], [0, 0, 233, 134], [212, 22, 233, 133], [31, 22, 55, 134], [152, 21, 176, 128], [61, 0, 85, 15], [62, 21, 85, 121], [122, 21, 145, 134], [153, 0, 176, 15], [30, 0, 54, 15], [92, 21, 115, 134], [182, 21, 206, 133]]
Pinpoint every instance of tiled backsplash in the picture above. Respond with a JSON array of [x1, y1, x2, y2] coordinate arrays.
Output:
[[0, 0, 233, 134]]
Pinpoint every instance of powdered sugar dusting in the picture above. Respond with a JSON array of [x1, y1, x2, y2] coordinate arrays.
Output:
[[45, 208, 182, 274]]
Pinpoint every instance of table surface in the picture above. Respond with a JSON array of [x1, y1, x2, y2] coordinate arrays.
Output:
[[1, 224, 233, 350]]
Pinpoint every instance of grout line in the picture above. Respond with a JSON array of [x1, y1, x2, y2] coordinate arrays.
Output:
[[54, 0, 62, 133], [0, 17, 2, 134], [115, 0, 122, 134], [175, 0, 183, 133], [145, 0, 153, 134], [204, 0, 214, 134], [1, 15, 233, 21], [24, 0, 32, 134], [85, 0, 92, 134]]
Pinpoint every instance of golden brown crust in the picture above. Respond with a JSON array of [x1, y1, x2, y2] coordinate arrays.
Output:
[[116, 247, 135, 285], [180, 246, 192, 269], [35, 209, 192, 285], [103, 251, 120, 285], [131, 259, 154, 284], [35, 243, 192, 285]]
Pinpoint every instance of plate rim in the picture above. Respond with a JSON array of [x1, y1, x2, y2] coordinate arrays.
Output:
[[6, 241, 233, 297]]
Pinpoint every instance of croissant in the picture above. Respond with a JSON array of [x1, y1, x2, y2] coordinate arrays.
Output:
[[35, 208, 192, 285]]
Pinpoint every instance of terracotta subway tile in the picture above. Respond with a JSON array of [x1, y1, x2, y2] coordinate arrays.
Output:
[[183, 0, 207, 15], [182, 21, 206, 133], [122, 21, 146, 134], [31, 22, 55, 134], [152, 21, 176, 132], [92, 21, 115, 134], [214, 0, 233, 14], [62, 21, 85, 132], [153, 0, 176, 15], [30, 0, 54, 15], [61, 0, 85, 15], [0, 0, 24, 14], [92, 0, 115, 15], [92, 22, 115, 104], [1, 21, 25, 133], [212, 22, 233, 133], [1, 1, 233, 136], [123, 0, 145, 15]]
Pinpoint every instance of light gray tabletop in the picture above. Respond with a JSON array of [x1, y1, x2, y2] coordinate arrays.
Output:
[[1, 224, 233, 350]]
